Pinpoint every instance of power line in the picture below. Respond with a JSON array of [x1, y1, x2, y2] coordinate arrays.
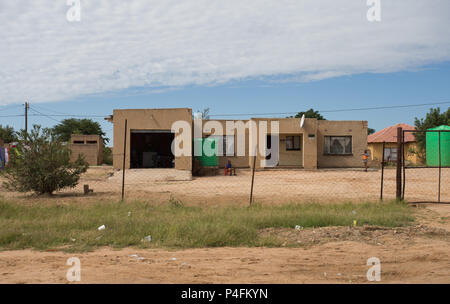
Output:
[[0, 104, 24, 113], [2, 100, 449, 119], [30, 114, 106, 118], [28, 107, 62, 123], [31, 104, 74, 116], [208, 101, 450, 117], [0, 114, 24, 118], [0, 113, 105, 119]]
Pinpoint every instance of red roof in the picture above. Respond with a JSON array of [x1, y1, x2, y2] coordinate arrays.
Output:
[[368, 123, 416, 143]]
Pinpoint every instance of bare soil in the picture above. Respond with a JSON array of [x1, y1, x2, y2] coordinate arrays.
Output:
[[0, 204, 449, 283], [1, 166, 449, 204]]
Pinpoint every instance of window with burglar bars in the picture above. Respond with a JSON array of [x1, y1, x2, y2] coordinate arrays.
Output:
[[324, 136, 352, 155], [286, 136, 301, 150], [384, 147, 397, 161], [211, 135, 235, 156]]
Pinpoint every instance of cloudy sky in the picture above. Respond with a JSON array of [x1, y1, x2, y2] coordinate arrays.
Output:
[[0, 0, 449, 141]]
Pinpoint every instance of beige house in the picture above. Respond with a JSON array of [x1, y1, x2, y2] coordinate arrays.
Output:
[[106, 108, 368, 172], [70, 134, 104, 166]]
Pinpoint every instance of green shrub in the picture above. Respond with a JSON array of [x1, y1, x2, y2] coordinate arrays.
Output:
[[1, 125, 88, 195]]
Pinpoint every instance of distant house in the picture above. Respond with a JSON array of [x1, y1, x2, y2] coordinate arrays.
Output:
[[70, 134, 104, 166], [368, 123, 420, 164]]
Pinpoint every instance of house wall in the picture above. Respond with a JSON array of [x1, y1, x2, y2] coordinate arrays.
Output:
[[278, 134, 303, 166], [112, 108, 192, 170], [109, 108, 369, 171], [201, 119, 250, 168], [70, 134, 103, 166], [368, 142, 420, 165], [316, 120, 368, 168], [250, 118, 318, 169]]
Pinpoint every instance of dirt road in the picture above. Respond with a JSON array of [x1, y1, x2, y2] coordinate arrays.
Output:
[[1, 204, 449, 284]]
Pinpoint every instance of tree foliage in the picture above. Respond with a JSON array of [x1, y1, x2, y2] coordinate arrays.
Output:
[[2, 125, 88, 195], [103, 147, 113, 165], [368, 128, 376, 135], [0, 125, 17, 143], [414, 107, 450, 152], [288, 108, 326, 120], [52, 118, 108, 144]]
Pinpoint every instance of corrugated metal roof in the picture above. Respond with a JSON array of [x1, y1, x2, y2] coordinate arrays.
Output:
[[368, 123, 416, 143]]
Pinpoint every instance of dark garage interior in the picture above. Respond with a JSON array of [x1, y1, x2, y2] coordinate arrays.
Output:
[[130, 131, 175, 168]]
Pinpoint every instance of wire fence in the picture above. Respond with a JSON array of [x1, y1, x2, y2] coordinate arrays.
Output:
[[1, 128, 448, 205], [401, 129, 450, 203]]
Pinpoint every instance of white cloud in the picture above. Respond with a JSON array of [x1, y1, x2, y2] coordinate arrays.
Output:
[[0, 0, 449, 105]]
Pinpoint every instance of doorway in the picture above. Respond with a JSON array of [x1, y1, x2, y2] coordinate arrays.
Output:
[[130, 130, 175, 168]]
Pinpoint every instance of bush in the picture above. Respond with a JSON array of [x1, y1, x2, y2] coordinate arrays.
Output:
[[103, 147, 113, 165], [1, 125, 88, 195]]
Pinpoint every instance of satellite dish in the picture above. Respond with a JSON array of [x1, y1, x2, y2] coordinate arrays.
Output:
[[300, 114, 305, 128]]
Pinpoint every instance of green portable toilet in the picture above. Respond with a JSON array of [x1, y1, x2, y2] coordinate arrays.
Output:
[[193, 137, 218, 167], [426, 125, 450, 166]]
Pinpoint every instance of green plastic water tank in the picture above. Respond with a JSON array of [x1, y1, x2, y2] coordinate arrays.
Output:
[[426, 125, 450, 166], [193, 137, 218, 167]]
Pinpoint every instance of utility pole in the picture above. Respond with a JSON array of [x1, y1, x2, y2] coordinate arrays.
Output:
[[396, 127, 403, 201], [24, 102, 29, 135]]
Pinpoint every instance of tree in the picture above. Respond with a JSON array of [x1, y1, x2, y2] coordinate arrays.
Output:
[[288, 108, 326, 120], [0, 125, 17, 143], [52, 118, 108, 144], [2, 125, 88, 195], [414, 107, 450, 153], [103, 146, 113, 165], [368, 128, 376, 135], [193, 107, 210, 120]]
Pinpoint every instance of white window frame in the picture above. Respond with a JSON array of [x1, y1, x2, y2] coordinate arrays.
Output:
[[324, 136, 353, 155]]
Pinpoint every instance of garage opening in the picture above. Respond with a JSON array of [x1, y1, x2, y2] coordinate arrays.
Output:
[[130, 130, 175, 168]]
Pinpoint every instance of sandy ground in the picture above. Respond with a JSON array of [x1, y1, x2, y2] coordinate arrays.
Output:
[[0, 204, 449, 284], [1, 166, 449, 204], [1, 166, 449, 283]]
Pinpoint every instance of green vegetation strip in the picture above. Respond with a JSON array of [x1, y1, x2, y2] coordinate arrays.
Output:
[[0, 199, 414, 252]]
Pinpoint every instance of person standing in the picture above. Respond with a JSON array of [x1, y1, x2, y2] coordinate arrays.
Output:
[[362, 150, 369, 172]]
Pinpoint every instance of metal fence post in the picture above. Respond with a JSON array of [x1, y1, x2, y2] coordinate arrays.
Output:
[[121, 119, 128, 201], [438, 131, 441, 203], [396, 127, 402, 201], [402, 130, 406, 200], [249, 146, 257, 205], [380, 141, 385, 201]]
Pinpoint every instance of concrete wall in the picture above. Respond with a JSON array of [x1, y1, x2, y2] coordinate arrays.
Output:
[[70, 134, 103, 166], [112, 108, 192, 170], [316, 120, 368, 168]]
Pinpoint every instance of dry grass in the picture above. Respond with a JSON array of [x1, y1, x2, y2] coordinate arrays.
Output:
[[0, 198, 414, 252]]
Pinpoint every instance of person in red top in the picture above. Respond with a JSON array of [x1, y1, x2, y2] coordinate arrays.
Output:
[[362, 150, 369, 172]]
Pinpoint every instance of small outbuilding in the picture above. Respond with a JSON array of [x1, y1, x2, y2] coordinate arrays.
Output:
[[70, 134, 104, 166]]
